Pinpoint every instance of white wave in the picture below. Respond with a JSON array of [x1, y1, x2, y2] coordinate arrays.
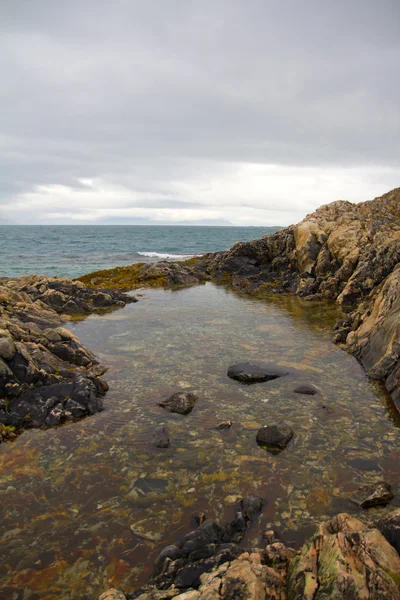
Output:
[[137, 251, 203, 259]]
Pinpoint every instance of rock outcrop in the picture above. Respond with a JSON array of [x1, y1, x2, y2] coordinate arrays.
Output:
[[79, 187, 400, 413], [0, 275, 136, 438], [100, 511, 400, 600], [288, 513, 400, 600]]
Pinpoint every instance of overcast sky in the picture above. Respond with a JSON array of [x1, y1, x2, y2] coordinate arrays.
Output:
[[1, 0, 399, 225]]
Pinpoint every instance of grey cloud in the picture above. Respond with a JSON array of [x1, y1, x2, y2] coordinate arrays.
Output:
[[1, 0, 400, 222]]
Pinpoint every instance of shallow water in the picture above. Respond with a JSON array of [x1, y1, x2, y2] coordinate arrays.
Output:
[[0, 283, 399, 599]]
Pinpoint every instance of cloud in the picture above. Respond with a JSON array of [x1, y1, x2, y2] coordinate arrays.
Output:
[[1, 0, 400, 224]]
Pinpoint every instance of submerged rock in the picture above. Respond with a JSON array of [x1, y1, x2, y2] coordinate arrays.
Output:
[[240, 495, 263, 522], [227, 362, 288, 383], [256, 425, 294, 452], [153, 424, 170, 448], [350, 480, 394, 509], [215, 421, 233, 430], [293, 384, 318, 395], [158, 392, 198, 415]]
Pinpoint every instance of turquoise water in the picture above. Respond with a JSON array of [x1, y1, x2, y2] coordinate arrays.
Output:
[[0, 225, 280, 279]]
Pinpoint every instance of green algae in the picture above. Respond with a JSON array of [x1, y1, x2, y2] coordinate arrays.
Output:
[[77, 263, 167, 290]]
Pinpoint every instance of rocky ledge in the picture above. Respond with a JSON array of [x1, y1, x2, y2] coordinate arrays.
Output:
[[100, 507, 400, 600], [0, 275, 136, 439], [79, 187, 400, 413]]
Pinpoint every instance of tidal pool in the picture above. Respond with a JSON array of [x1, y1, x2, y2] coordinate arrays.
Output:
[[1, 283, 399, 599]]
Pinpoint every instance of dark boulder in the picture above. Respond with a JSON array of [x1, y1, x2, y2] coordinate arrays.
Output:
[[6, 374, 105, 429], [293, 384, 318, 395], [350, 481, 394, 509], [154, 545, 182, 576], [256, 424, 294, 452], [158, 391, 198, 415], [227, 362, 288, 383], [181, 530, 213, 557], [174, 560, 215, 588], [198, 519, 222, 542], [45, 403, 65, 427], [150, 495, 262, 591]]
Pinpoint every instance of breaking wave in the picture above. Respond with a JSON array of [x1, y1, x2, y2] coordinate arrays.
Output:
[[137, 251, 203, 260]]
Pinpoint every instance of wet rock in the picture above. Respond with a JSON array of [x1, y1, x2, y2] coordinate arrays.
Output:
[[174, 561, 215, 588], [377, 509, 400, 554], [158, 392, 198, 415], [240, 496, 263, 522], [182, 530, 217, 558], [148, 496, 262, 593], [4, 373, 106, 429], [0, 336, 16, 360], [197, 519, 223, 543], [62, 299, 81, 314], [64, 398, 87, 419], [227, 362, 288, 383], [288, 513, 400, 600], [91, 291, 115, 307], [256, 425, 294, 452], [45, 403, 65, 427], [293, 384, 318, 395], [37, 289, 66, 312], [155, 545, 183, 576], [153, 424, 170, 448], [350, 480, 394, 509], [215, 421, 232, 430], [0, 274, 136, 438]]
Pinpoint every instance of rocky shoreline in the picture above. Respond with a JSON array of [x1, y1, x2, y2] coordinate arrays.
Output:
[[100, 503, 400, 600], [0, 275, 135, 439], [1, 188, 399, 599], [79, 187, 400, 415]]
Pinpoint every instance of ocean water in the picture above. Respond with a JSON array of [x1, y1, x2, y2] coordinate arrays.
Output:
[[0, 225, 280, 279]]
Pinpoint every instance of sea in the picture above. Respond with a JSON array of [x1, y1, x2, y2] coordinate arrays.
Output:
[[0, 225, 280, 279]]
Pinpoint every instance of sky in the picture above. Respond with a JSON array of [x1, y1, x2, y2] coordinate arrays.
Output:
[[1, 0, 400, 226]]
